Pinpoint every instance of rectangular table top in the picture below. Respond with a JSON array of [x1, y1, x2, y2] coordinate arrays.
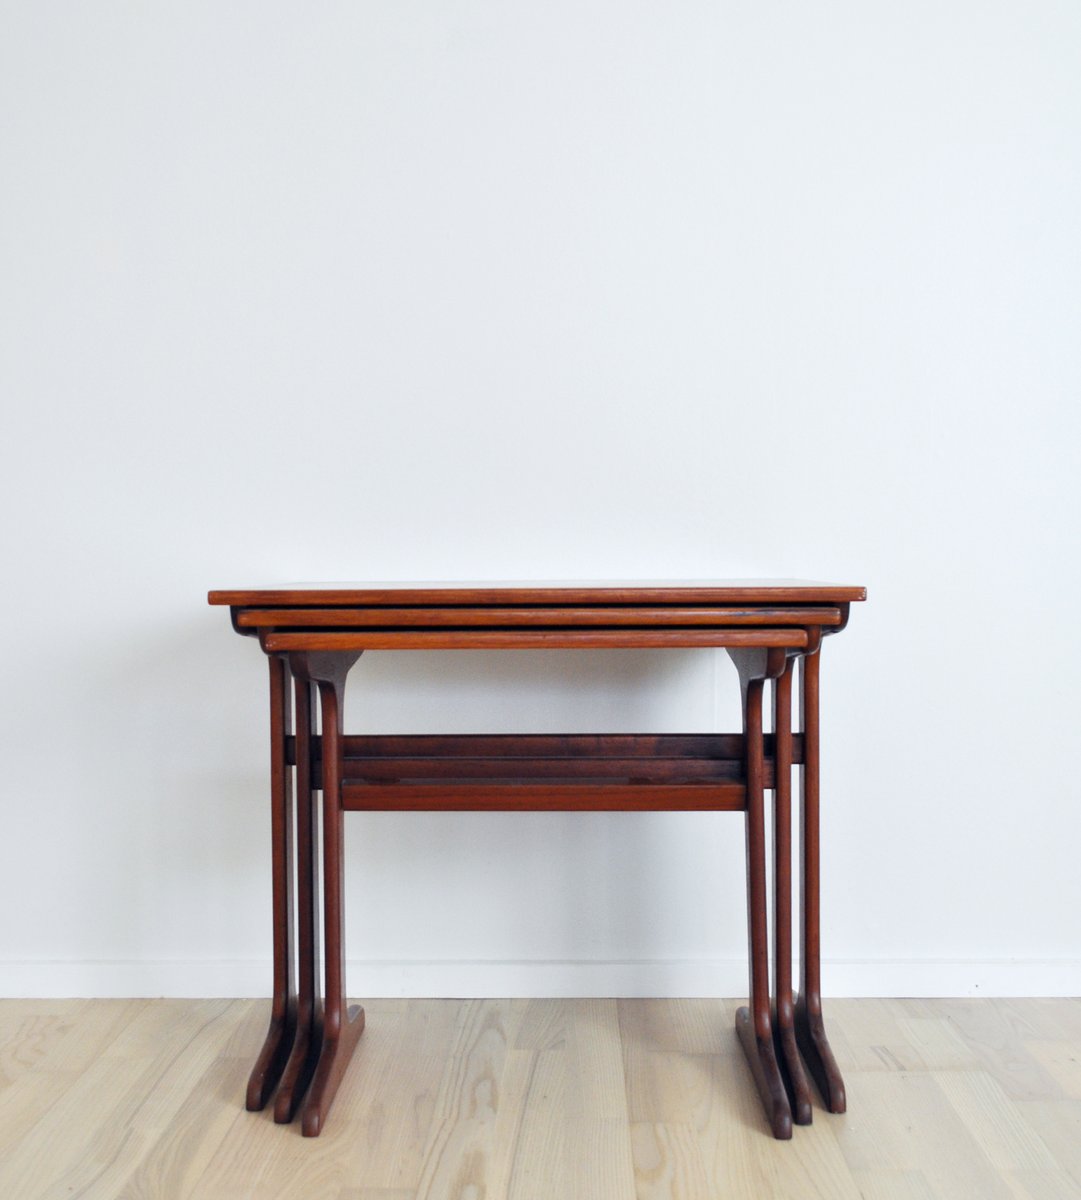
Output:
[[209, 580, 867, 607]]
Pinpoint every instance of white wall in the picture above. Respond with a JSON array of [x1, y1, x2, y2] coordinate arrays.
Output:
[[1, 1, 1078, 999]]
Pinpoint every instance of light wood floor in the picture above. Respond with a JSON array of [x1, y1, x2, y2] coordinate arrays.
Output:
[[0, 998, 1079, 1199]]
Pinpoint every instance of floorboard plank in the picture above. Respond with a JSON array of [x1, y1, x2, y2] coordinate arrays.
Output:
[[0, 998, 1078, 1199]]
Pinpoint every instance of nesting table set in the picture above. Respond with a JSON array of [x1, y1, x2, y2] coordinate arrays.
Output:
[[208, 580, 865, 1138]]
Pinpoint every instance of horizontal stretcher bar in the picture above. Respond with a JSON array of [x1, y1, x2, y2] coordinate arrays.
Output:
[[340, 780, 748, 811], [286, 734, 800, 804], [236, 605, 842, 629], [285, 733, 805, 765], [261, 628, 808, 651], [340, 756, 747, 782]]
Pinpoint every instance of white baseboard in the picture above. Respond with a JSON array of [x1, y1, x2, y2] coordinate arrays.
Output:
[[1, 957, 1078, 999]]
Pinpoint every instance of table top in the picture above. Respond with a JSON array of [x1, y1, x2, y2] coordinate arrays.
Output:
[[209, 580, 867, 607]]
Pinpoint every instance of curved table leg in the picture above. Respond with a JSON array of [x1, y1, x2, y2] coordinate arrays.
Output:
[[295, 653, 366, 1137], [731, 648, 792, 1140], [795, 647, 846, 1113], [772, 657, 813, 1125], [274, 678, 324, 1122], [246, 655, 298, 1110]]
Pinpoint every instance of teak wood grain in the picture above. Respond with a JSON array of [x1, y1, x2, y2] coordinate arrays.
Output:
[[259, 628, 810, 652], [209, 580, 867, 607], [209, 580, 865, 1140], [331, 732, 806, 761], [341, 780, 749, 811], [235, 605, 844, 629]]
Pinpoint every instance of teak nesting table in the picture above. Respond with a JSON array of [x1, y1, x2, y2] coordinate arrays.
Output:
[[208, 580, 865, 1139]]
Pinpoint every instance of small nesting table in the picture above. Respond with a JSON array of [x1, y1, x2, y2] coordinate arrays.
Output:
[[208, 580, 865, 1138]]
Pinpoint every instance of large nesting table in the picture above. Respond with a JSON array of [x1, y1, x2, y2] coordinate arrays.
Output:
[[208, 580, 865, 1138]]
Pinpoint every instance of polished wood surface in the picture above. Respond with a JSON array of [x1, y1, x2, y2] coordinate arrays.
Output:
[[2, 998, 1077, 1199], [243, 657, 295, 1113], [796, 648, 848, 1113], [290, 651, 366, 1138], [259, 627, 811, 652], [332, 732, 806, 760], [772, 657, 814, 1125], [210, 580, 865, 1139], [236, 605, 845, 629], [730, 646, 793, 1138], [209, 580, 867, 607], [271, 678, 321, 1125], [342, 780, 749, 811]]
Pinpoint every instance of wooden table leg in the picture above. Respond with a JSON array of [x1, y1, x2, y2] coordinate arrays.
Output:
[[273, 678, 324, 1123], [294, 652, 366, 1138], [772, 657, 813, 1125], [246, 655, 298, 1111], [731, 648, 792, 1139], [795, 647, 847, 1113]]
